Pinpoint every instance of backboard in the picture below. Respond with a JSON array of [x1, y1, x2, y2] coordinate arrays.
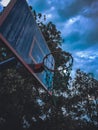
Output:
[[0, 0, 54, 94]]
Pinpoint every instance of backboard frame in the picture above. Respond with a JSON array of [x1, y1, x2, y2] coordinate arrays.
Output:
[[0, 0, 54, 95]]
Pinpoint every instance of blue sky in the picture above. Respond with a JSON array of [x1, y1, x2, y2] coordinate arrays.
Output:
[[0, 0, 98, 79]]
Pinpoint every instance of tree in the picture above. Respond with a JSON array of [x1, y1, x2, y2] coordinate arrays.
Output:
[[63, 69, 98, 129]]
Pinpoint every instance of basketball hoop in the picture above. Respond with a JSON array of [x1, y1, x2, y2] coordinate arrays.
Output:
[[42, 51, 73, 73], [31, 51, 73, 74]]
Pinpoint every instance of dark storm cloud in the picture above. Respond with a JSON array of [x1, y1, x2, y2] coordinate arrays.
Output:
[[82, 1, 98, 18], [28, 0, 51, 12], [85, 28, 98, 44], [55, 0, 98, 21], [64, 31, 81, 43], [28, 0, 98, 22], [62, 12, 98, 52]]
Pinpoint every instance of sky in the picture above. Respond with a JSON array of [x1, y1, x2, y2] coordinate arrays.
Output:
[[0, 0, 98, 79]]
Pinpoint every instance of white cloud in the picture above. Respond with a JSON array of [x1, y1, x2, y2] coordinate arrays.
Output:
[[65, 16, 80, 27], [46, 13, 52, 19], [75, 48, 98, 60], [0, 0, 10, 6]]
